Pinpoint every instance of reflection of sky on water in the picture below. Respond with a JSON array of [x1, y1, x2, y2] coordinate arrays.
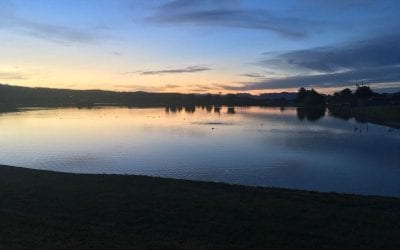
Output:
[[0, 107, 399, 197]]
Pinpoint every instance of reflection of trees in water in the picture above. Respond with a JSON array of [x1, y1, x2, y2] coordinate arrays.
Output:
[[297, 108, 305, 121], [327, 105, 352, 121], [163, 106, 326, 120], [227, 107, 235, 114], [184, 105, 196, 113], [297, 107, 326, 121], [353, 122, 370, 133], [166, 105, 240, 115], [328, 110, 351, 121], [165, 105, 196, 113], [214, 106, 221, 114], [165, 106, 183, 113]]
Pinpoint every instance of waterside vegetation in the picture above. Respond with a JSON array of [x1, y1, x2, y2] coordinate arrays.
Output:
[[1, 83, 399, 127], [327, 84, 400, 127]]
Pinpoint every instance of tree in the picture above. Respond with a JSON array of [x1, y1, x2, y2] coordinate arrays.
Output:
[[297, 87, 307, 102], [355, 85, 374, 99], [297, 87, 325, 107], [340, 88, 352, 97]]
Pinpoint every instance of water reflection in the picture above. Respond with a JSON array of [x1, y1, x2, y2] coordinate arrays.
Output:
[[0, 106, 399, 197], [227, 107, 235, 114], [184, 105, 195, 113], [296, 107, 326, 121], [165, 105, 183, 113], [164, 105, 327, 122], [166, 105, 246, 116]]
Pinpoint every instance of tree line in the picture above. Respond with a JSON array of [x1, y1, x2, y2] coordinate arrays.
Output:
[[0, 84, 294, 108], [0, 83, 399, 109]]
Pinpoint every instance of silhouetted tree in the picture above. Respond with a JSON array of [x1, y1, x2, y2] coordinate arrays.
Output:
[[297, 87, 326, 107], [355, 85, 374, 99], [331, 88, 356, 106], [297, 87, 307, 103]]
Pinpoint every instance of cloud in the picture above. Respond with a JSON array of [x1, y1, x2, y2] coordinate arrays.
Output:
[[137, 65, 211, 75], [147, 0, 316, 39], [260, 33, 400, 73], [222, 66, 400, 91], [164, 84, 180, 88], [0, 71, 26, 80], [303, 0, 376, 8], [0, 7, 104, 44], [113, 84, 160, 92], [241, 73, 266, 78], [160, 0, 242, 12], [190, 84, 220, 91], [113, 84, 182, 92], [222, 33, 400, 91]]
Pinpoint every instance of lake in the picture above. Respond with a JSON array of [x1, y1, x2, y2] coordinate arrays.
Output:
[[0, 106, 399, 197]]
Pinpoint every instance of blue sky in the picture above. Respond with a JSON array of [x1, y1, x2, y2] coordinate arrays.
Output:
[[0, 0, 399, 93]]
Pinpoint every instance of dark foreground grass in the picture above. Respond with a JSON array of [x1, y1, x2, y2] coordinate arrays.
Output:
[[1, 165, 400, 249]]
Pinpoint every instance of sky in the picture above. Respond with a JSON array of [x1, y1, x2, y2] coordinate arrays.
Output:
[[0, 0, 399, 94]]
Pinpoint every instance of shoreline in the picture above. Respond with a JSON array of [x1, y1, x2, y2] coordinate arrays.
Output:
[[329, 105, 400, 128], [3, 164, 400, 199], [3, 104, 400, 129], [1, 164, 400, 249]]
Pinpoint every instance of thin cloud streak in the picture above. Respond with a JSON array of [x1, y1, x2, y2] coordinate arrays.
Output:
[[137, 65, 211, 75], [241, 73, 266, 78], [0, 71, 26, 80]]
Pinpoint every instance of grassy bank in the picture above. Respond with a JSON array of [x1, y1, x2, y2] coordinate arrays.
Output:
[[352, 106, 400, 127], [1, 165, 400, 249], [329, 105, 400, 128]]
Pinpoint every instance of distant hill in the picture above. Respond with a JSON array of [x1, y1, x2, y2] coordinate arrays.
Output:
[[258, 92, 298, 100], [0, 84, 297, 108], [236, 92, 297, 100]]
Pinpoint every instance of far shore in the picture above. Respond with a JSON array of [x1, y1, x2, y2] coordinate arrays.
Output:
[[2, 103, 400, 129], [1, 164, 400, 249], [329, 105, 400, 128]]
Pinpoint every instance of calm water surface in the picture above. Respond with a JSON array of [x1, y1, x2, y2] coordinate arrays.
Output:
[[0, 106, 399, 197]]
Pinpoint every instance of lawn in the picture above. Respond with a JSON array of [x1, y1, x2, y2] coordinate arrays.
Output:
[[352, 106, 400, 127], [1, 165, 400, 249]]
